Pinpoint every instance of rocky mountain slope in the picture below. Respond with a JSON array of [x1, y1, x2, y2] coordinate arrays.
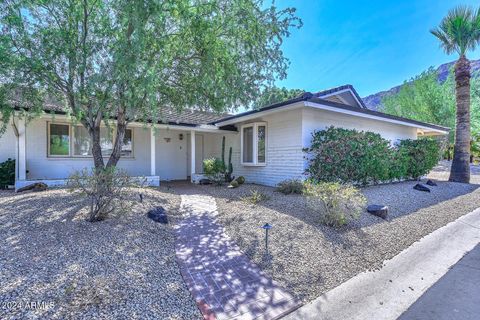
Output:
[[362, 59, 480, 111]]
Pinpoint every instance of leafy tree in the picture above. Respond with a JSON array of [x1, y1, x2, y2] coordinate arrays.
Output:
[[0, 0, 301, 171], [430, 5, 480, 183], [382, 67, 480, 147], [254, 86, 304, 109]]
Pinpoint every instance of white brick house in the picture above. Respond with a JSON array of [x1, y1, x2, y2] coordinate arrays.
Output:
[[0, 85, 448, 189]]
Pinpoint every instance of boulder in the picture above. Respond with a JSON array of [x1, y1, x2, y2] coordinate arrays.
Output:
[[147, 207, 168, 224], [16, 182, 48, 193], [426, 179, 437, 187], [367, 204, 388, 219], [199, 178, 212, 185], [413, 183, 430, 192]]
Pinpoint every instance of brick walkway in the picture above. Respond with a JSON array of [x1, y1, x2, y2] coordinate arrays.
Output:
[[174, 192, 301, 320]]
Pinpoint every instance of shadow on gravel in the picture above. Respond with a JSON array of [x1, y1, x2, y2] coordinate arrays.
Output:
[[0, 188, 196, 320]]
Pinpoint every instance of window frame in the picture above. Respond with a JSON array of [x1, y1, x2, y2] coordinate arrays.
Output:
[[47, 122, 134, 159], [240, 122, 267, 166]]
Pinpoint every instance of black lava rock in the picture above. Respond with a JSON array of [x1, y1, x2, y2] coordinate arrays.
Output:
[[426, 180, 437, 186], [199, 178, 212, 185], [147, 207, 168, 224], [413, 183, 430, 192], [367, 204, 389, 219]]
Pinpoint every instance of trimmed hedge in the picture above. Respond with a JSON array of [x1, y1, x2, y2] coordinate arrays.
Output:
[[304, 127, 441, 185]]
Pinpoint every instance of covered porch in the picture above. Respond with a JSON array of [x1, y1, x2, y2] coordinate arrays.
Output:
[[13, 117, 237, 189], [150, 125, 237, 183]]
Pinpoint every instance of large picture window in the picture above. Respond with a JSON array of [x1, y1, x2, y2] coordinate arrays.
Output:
[[241, 122, 267, 166], [48, 123, 133, 158]]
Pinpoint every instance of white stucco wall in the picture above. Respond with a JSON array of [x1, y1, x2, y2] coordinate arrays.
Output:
[[24, 118, 152, 180], [0, 123, 16, 163]]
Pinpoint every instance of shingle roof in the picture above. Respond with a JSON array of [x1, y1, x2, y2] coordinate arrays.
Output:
[[211, 90, 450, 132], [14, 100, 230, 126]]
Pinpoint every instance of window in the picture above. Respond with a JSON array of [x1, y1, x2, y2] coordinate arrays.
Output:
[[49, 124, 70, 156], [48, 122, 133, 158], [241, 122, 267, 166]]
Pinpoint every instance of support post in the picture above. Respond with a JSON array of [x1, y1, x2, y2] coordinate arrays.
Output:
[[17, 118, 27, 181], [150, 126, 156, 176], [190, 130, 196, 182]]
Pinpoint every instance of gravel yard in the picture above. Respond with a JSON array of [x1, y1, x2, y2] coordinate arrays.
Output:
[[200, 164, 480, 303], [0, 187, 201, 320]]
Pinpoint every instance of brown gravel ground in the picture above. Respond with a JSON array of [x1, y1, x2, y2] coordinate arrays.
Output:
[[0, 186, 201, 320], [199, 163, 480, 303]]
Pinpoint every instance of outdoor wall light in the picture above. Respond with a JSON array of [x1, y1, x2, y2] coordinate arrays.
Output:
[[164, 137, 171, 143], [179, 133, 184, 140], [262, 223, 272, 252]]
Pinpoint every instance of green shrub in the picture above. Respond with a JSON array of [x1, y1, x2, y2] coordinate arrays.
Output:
[[203, 157, 226, 185], [303, 181, 366, 227], [397, 139, 442, 179], [277, 179, 304, 194], [235, 176, 245, 184], [304, 127, 441, 185], [242, 189, 270, 204], [203, 157, 226, 175], [229, 180, 239, 188], [0, 158, 15, 189]]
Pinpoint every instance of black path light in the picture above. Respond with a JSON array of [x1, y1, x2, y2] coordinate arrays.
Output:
[[262, 223, 273, 252]]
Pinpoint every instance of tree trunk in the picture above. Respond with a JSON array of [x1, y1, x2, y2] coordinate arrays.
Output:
[[106, 107, 127, 168], [449, 55, 471, 183], [90, 125, 105, 170]]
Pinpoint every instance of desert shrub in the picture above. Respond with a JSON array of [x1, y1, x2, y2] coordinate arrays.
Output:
[[242, 189, 270, 204], [0, 158, 15, 189], [303, 181, 366, 227], [277, 179, 304, 194], [304, 127, 441, 185], [203, 157, 226, 185], [235, 176, 245, 184], [397, 139, 442, 179], [67, 167, 145, 222]]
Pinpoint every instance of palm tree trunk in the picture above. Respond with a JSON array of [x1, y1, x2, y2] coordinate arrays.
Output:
[[449, 55, 471, 183]]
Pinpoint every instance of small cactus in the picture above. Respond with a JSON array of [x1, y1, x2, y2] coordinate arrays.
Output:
[[228, 147, 233, 175], [221, 136, 226, 165]]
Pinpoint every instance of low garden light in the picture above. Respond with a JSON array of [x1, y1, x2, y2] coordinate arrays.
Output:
[[261, 223, 272, 252]]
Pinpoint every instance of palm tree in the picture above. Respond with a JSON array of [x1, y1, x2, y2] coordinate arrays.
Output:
[[431, 6, 480, 183]]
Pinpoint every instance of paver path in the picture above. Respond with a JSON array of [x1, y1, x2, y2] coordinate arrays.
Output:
[[174, 192, 301, 320]]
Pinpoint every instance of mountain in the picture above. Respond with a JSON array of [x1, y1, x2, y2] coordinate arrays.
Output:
[[362, 59, 480, 111]]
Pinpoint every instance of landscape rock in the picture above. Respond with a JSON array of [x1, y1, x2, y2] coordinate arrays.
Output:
[[16, 182, 48, 193], [367, 204, 389, 219], [199, 178, 212, 185], [413, 183, 430, 192], [426, 179, 437, 186], [147, 207, 168, 224]]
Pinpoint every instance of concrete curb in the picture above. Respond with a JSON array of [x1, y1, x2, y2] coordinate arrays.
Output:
[[284, 207, 480, 320]]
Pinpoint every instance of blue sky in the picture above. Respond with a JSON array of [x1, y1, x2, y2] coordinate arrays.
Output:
[[275, 0, 480, 97]]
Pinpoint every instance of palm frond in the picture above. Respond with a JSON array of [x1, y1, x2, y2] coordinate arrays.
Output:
[[431, 5, 480, 56]]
